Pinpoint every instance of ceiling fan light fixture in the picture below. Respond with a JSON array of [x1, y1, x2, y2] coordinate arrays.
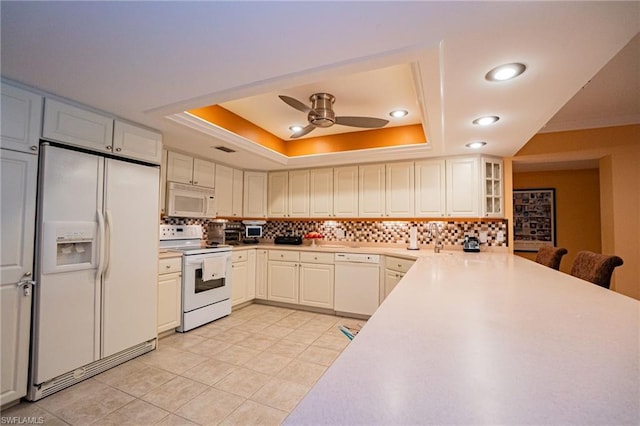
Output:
[[389, 109, 408, 118], [289, 125, 304, 133], [472, 115, 500, 126], [485, 63, 526, 81], [466, 141, 487, 149]]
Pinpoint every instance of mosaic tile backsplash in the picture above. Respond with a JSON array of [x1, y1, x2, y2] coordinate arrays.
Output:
[[162, 217, 508, 247]]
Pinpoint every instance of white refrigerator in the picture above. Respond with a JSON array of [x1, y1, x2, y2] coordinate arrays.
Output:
[[29, 143, 159, 400]]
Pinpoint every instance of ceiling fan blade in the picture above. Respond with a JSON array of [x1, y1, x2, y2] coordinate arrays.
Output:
[[335, 116, 389, 128], [290, 124, 316, 139], [279, 95, 312, 114]]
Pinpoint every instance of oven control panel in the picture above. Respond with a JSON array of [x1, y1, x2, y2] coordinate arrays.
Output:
[[160, 225, 203, 240]]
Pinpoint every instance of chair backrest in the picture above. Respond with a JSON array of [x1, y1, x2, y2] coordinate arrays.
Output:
[[535, 246, 568, 270], [570, 251, 624, 289]]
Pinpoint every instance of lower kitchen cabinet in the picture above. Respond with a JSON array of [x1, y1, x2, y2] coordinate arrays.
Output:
[[299, 262, 334, 309], [383, 256, 415, 301], [255, 249, 268, 299], [231, 250, 250, 307], [157, 256, 182, 334], [267, 260, 299, 304]]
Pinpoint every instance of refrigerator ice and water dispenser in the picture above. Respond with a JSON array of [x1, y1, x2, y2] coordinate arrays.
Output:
[[41, 222, 96, 274]]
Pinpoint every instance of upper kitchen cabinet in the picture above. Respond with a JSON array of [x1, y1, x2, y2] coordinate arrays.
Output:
[[215, 164, 243, 217], [309, 168, 333, 217], [43, 98, 113, 153], [268, 170, 310, 218], [359, 164, 385, 218], [243, 171, 267, 218], [333, 166, 358, 217], [385, 162, 414, 217], [112, 121, 162, 164], [1, 83, 43, 154], [415, 159, 446, 217], [482, 157, 504, 218], [446, 157, 479, 217], [166, 151, 215, 188]]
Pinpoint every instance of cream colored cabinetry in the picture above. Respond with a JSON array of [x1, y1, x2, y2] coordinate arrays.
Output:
[[166, 151, 215, 188], [157, 256, 182, 334], [247, 250, 256, 300], [0, 149, 37, 406], [1, 83, 43, 154], [385, 162, 414, 217], [267, 250, 300, 304], [309, 168, 334, 217], [112, 121, 162, 164], [383, 256, 415, 301], [255, 249, 268, 299], [446, 157, 479, 217], [231, 250, 249, 306], [482, 157, 503, 218], [415, 159, 446, 217], [243, 171, 267, 218], [268, 170, 310, 218], [43, 98, 114, 153], [358, 164, 385, 217], [299, 252, 334, 309], [215, 164, 243, 217], [333, 166, 358, 217]]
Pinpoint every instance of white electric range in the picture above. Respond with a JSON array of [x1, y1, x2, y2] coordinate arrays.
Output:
[[160, 225, 232, 331]]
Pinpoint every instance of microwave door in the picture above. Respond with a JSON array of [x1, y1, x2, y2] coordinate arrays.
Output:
[[171, 193, 204, 217]]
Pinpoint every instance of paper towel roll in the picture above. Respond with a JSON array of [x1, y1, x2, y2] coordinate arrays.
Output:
[[408, 226, 419, 250]]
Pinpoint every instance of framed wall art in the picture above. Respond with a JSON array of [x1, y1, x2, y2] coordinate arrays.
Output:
[[513, 188, 556, 252]]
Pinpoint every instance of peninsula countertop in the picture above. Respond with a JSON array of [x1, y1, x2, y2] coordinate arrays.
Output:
[[285, 252, 640, 425]]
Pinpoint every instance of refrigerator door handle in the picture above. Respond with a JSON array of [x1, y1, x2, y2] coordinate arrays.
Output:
[[96, 210, 106, 279], [104, 209, 113, 277]]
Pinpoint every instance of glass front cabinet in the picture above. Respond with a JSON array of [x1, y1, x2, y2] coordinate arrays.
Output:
[[482, 157, 503, 218]]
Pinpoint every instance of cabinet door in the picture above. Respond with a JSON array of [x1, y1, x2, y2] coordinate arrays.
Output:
[[268, 171, 288, 217], [232, 168, 244, 217], [446, 157, 479, 217], [299, 263, 334, 309], [482, 157, 504, 218], [359, 164, 385, 217], [267, 261, 298, 304], [1, 83, 42, 154], [255, 249, 268, 299], [113, 121, 162, 164], [243, 171, 267, 218], [0, 149, 37, 406], [157, 272, 181, 333], [386, 162, 414, 217], [231, 261, 248, 306], [288, 169, 310, 217], [214, 164, 234, 216], [383, 269, 404, 301], [247, 250, 256, 300], [167, 151, 194, 184], [310, 168, 333, 217], [43, 98, 113, 153], [415, 159, 446, 217], [193, 158, 215, 188], [333, 166, 358, 217]]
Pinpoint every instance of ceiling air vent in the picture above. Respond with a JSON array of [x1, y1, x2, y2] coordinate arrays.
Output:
[[214, 146, 236, 153]]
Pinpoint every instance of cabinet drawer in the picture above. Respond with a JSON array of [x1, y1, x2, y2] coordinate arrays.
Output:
[[268, 250, 299, 262], [232, 250, 249, 263], [300, 251, 334, 264], [159, 257, 182, 275], [385, 256, 415, 273]]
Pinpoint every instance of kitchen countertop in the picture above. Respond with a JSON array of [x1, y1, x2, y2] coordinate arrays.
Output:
[[285, 251, 640, 425]]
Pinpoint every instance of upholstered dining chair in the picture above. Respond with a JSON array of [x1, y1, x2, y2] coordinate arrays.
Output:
[[535, 246, 568, 271], [570, 251, 624, 289]]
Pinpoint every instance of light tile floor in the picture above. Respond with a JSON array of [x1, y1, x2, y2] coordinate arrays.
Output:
[[1, 305, 365, 425]]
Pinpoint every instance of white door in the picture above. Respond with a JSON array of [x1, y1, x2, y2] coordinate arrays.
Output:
[[446, 157, 479, 217], [215, 164, 233, 216], [231, 261, 248, 306], [383, 269, 404, 301], [386, 162, 414, 217], [157, 272, 181, 333], [267, 261, 298, 304], [333, 166, 358, 217], [268, 171, 288, 217], [310, 168, 333, 217], [255, 249, 268, 299], [192, 158, 215, 188], [167, 151, 194, 184], [299, 263, 334, 309], [359, 164, 385, 218], [102, 158, 159, 357], [288, 170, 310, 217], [0, 149, 37, 405], [34, 146, 102, 383], [247, 250, 256, 300], [415, 160, 446, 217], [112, 121, 162, 164], [243, 171, 267, 218], [232, 168, 244, 217], [1, 83, 42, 154]]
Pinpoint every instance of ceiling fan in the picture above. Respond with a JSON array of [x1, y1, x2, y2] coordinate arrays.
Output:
[[279, 93, 389, 138]]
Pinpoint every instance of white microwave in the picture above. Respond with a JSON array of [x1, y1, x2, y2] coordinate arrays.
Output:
[[167, 182, 216, 218]]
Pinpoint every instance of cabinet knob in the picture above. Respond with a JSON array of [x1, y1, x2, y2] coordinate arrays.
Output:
[[193, 181, 198, 185], [166, 265, 171, 269], [30, 146, 38, 151], [314, 257, 318, 260], [106, 145, 112, 150], [115, 147, 121, 152]]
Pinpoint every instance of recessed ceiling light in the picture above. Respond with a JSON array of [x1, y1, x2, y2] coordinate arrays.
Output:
[[289, 125, 303, 132], [466, 141, 487, 149], [485, 63, 526, 81], [472, 116, 500, 126], [389, 109, 408, 118]]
